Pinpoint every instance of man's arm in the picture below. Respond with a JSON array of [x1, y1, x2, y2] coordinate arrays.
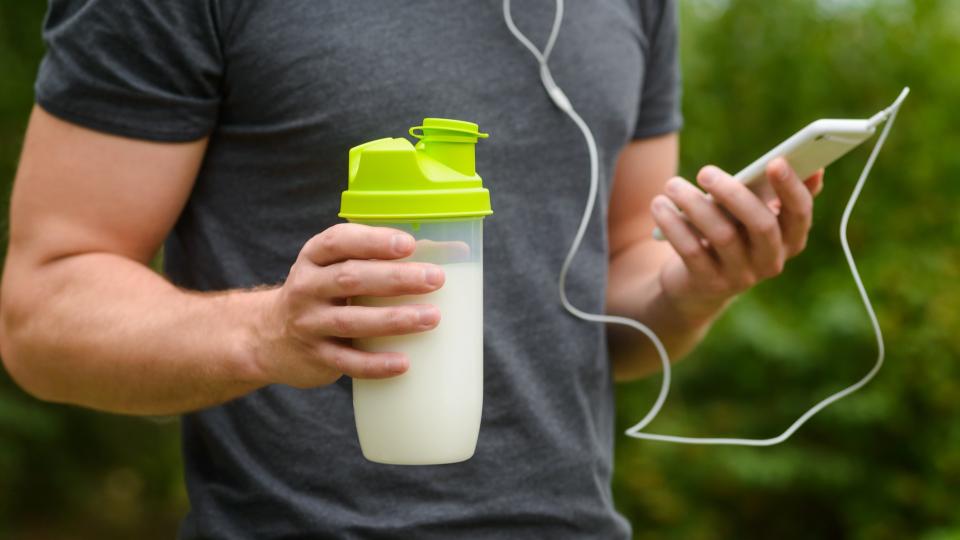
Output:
[[607, 133, 708, 381], [607, 133, 823, 381], [1, 107, 444, 415]]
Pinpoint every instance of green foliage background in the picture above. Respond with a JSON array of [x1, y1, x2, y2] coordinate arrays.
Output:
[[1, 0, 957, 538]]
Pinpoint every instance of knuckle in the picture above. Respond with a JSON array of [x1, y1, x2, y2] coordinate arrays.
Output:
[[299, 236, 321, 261], [710, 225, 738, 249], [760, 257, 786, 278], [393, 264, 416, 286], [676, 242, 703, 260], [388, 308, 416, 331], [357, 357, 376, 378], [320, 223, 345, 247], [334, 262, 361, 293], [289, 271, 318, 298], [405, 308, 422, 328], [319, 227, 343, 251], [285, 270, 308, 297], [288, 313, 311, 336], [328, 311, 355, 335], [755, 216, 780, 237], [795, 198, 813, 216], [382, 309, 402, 332], [327, 347, 349, 372]]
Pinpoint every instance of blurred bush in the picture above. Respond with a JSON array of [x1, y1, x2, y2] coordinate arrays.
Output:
[[1, 0, 957, 538]]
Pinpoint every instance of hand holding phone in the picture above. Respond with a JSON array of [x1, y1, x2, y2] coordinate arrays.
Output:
[[653, 89, 911, 240]]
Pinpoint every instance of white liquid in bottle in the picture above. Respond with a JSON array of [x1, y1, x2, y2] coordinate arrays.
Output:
[[352, 261, 483, 465]]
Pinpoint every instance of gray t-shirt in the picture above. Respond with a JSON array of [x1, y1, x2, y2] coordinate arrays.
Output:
[[35, 1, 682, 537]]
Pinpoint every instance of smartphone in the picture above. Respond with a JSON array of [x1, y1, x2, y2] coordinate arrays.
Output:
[[652, 117, 881, 241], [732, 118, 876, 204]]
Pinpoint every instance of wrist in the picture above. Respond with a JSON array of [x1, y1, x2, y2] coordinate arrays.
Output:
[[231, 286, 281, 388], [656, 279, 734, 330]]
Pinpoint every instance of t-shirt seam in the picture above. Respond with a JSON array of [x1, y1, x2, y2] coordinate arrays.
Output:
[[36, 94, 211, 141], [633, 0, 681, 141], [632, 117, 683, 139]]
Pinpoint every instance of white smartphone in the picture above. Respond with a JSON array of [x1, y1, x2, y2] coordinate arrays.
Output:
[[731, 118, 876, 205], [651, 90, 909, 241]]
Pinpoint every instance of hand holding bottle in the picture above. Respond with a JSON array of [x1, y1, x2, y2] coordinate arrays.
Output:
[[252, 223, 445, 389]]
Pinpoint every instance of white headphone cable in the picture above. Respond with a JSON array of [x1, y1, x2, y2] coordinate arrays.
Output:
[[503, 0, 903, 445]]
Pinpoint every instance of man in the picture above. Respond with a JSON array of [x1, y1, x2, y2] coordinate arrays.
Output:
[[0, 1, 822, 538]]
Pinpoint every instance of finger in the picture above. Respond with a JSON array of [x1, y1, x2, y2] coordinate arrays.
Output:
[[310, 304, 441, 338], [804, 169, 825, 197], [651, 195, 719, 277], [316, 340, 409, 378], [698, 166, 784, 274], [767, 158, 813, 257], [664, 177, 749, 272], [767, 199, 782, 216], [316, 260, 445, 298], [300, 223, 416, 266]]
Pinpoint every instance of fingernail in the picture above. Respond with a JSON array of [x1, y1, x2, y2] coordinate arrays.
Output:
[[699, 170, 715, 187], [417, 306, 439, 325], [386, 357, 405, 373], [391, 234, 413, 254], [666, 177, 684, 194], [424, 266, 444, 286]]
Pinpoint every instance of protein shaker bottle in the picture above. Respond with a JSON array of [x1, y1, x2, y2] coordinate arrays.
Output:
[[338, 118, 492, 465]]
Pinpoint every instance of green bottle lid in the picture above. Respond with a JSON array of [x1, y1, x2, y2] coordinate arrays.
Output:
[[338, 118, 493, 220]]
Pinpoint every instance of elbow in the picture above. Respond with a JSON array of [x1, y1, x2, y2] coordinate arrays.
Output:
[[0, 295, 59, 403]]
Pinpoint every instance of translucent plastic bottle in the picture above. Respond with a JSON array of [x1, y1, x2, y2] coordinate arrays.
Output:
[[338, 118, 492, 465]]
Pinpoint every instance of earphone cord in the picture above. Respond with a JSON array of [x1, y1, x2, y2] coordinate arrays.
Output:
[[503, 0, 902, 445]]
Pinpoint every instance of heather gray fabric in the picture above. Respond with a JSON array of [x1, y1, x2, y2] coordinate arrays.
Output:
[[35, 1, 682, 537]]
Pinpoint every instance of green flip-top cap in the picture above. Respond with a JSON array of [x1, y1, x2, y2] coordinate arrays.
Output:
[[338, 118, 493, 220]]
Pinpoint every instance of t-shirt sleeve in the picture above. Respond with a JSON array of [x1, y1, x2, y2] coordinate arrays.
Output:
[[633, 0, 683, 139], [35, 0, 223, 142]]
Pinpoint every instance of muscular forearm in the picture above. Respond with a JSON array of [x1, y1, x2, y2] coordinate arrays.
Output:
[[1, 224, 445, 416], [606, 240, 730, 382], [0, 252, 268, 415]]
